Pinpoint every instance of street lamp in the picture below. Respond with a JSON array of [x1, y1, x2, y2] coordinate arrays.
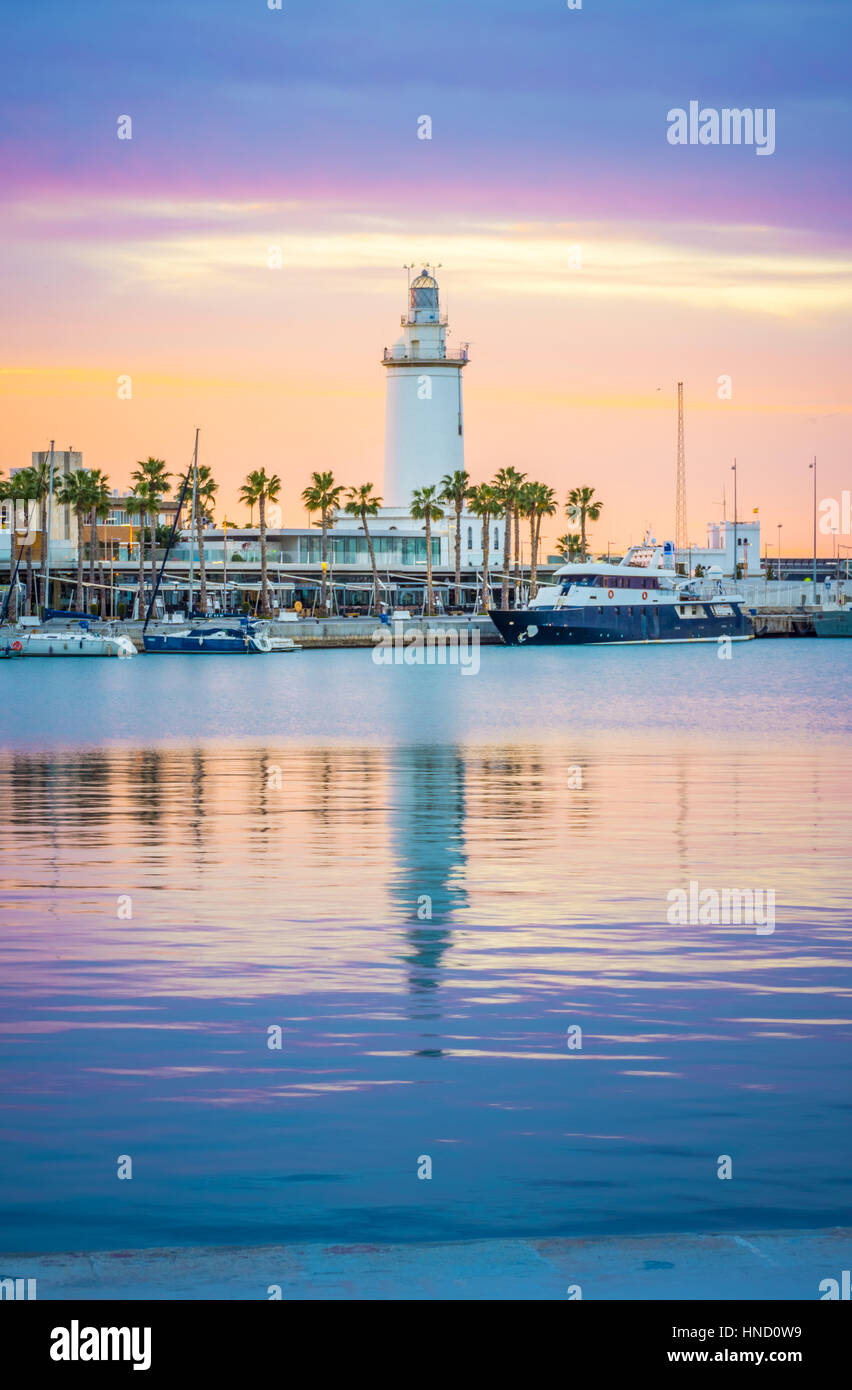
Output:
[[806, 458, 811, 583], [777, 523, 782, 584], [731, 460, 738, 580]]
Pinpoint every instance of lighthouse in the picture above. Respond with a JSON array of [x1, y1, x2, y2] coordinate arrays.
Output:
[[382, 268, 469, 505]]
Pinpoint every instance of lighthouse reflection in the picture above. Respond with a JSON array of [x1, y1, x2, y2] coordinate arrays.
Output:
[[387, 745, 467, 1002]]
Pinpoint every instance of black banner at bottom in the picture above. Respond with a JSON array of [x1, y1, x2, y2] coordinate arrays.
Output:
[[2, 1299, 844, 1378]]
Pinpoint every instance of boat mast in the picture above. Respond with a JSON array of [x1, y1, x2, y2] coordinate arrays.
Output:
[[188, 431, 198, 615], [143, 430, 198, 633], [43, 439, 55, 613]]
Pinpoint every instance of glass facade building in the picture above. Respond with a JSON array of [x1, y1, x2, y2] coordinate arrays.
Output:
[[170, 533, 439, 567]]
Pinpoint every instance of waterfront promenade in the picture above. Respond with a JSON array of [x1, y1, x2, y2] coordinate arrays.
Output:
[[7, 1228, 848, 1300]]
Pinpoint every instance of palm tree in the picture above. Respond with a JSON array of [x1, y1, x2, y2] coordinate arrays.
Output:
[[555, 532, 584, 562], [492, 467, 526, 610], [92, 479, 113, 617], [131, 458, 171, 601], [240, 468, 282, 616], [468, 482, 498, 612], [410, 485, 444, 616], [301, 471, 345, 616], [3, 470, 32, 617], [84, 469, 110, 614], [344, 483, 383, 613], [29, 456, 55, 611], [179, 462, 218, 616], [0, 476, 10, 620], [1, 475, 26, 622], [0, 476, 15, 621], [438, 469, 471, 609], [84, 470, 111, 616], [57, 470, 98, 613], [566, 486, 603, 560], [522, 482, 557, 601], [125, 491, 149, 617], [509, 467, 527, 603], [13, 469, 40, 615]]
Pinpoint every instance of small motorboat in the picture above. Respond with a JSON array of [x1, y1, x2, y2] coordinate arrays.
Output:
[[266, 634, 302, 652]]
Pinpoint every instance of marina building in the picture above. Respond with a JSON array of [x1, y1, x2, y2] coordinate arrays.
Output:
[[685, 519, 762, 578]]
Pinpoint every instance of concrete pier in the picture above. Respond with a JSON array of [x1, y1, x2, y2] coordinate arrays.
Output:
[[749, 609, 817, 637], [123, 615, 501, 651], [3, 1228, 848, 1300]]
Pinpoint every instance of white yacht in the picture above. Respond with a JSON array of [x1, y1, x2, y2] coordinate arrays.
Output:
[[490, 543, 754, 646]]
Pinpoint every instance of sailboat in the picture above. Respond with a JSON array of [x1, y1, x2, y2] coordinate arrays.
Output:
[[143, 620, 272, 653], [0, 493, 136, 658], [2, 618, 136, 659], [141, 430, 272, 654]]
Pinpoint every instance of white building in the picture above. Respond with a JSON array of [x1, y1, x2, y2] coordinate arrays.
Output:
[[0, 451, 83, 564], [335, 267, 504, 572], [688, 519, 762, 577]]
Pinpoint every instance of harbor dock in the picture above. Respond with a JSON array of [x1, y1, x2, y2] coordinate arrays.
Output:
[[63, 604, 849, 651], [121, 614, 502, 651]]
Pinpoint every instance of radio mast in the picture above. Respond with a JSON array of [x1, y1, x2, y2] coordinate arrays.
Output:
[[675, 382, 687, 570]]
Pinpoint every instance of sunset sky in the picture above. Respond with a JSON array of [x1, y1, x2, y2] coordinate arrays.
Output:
[[2, 0, 850, 554]]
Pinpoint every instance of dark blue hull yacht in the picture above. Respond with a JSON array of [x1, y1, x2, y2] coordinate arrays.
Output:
[[142, 623, 272, 654], [490, 544, 754, 647]]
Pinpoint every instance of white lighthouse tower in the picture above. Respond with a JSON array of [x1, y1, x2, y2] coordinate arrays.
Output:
[[382, 267, 469, 504]]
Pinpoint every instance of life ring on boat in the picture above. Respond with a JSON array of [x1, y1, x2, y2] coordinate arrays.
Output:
[[642, 590, 648, 600], [11, 640, 22, 651], [607, 589, 614, 599]]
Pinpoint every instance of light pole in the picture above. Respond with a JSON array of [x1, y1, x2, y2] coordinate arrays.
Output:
[[731, 459, 738, 581], [777, 523, 782, 584], [831, 527, 839, 582], [222, 520, 228, 614], [806, 458, 811, 583], [43, 439, 55, 614]]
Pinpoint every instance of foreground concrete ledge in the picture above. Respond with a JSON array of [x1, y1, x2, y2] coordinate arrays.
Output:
[[3, 1228, 849, 1300]]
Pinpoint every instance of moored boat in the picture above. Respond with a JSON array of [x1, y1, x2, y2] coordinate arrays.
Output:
[[1, 620, 136, 658], [814, 607, 852, 637], [140, 429, 273, 655], [490, 545, 754, 646], [142, 622, 271, 654]]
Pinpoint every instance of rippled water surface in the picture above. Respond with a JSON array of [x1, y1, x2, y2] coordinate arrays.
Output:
[[1, 642, 851, 1250]]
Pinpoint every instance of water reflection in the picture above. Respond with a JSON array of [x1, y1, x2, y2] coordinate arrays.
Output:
[[1, 734, 850, 1251], [2, 736, 850, 933]]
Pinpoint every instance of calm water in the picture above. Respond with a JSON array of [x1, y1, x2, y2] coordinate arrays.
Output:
[[1, 642, 851, 1251]]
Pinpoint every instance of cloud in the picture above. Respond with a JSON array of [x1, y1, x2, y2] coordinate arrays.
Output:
[[8, 197, 849, 317]]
